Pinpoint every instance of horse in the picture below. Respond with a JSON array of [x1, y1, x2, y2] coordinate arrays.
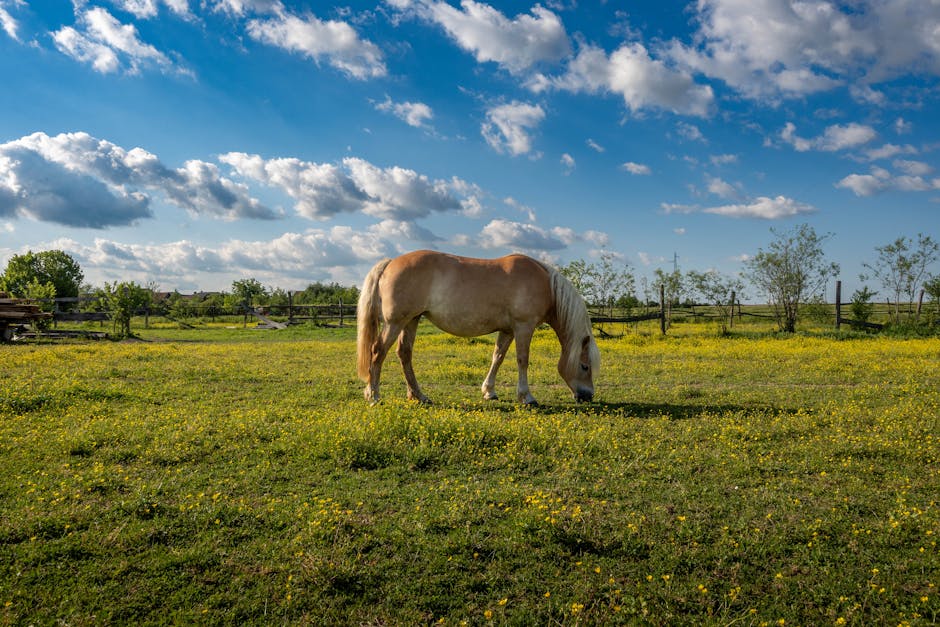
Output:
[[356, 250, 600, 405]]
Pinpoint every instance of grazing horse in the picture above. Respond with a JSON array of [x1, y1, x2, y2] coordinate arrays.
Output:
[[356, 250, 600, 405]]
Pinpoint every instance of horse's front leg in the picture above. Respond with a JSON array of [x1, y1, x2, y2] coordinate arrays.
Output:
[[513, 325, 538, 405], [481, 331, 513, 400], [397, 318, 431, 404], [365, 322, 401, 404]]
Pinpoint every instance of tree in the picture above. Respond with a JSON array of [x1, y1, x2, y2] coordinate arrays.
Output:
[[924, 275, 940, 317], [745, 224, 839, 333], [862, 234, 939, 321], [231, 278, 268, 310], [591, 251, 636, 317], [99, 281, 152, 338], [558, 259, 594, 300], [0, 250, 84, 304], [687, 269, 745, 333], [559, 254, 635, 314], [653, 267, 685, 327]]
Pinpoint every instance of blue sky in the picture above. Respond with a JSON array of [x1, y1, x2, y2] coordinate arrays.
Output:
[[1, 0, 938, 299]]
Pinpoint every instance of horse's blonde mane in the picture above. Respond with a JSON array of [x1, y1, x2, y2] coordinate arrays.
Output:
[[544, 265, 600, 378]]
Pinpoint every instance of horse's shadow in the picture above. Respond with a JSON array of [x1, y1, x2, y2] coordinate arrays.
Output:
[[447, 399, 795, 421]]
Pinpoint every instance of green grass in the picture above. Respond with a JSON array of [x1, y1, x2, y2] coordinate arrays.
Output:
[[1, 325, 938, 625]]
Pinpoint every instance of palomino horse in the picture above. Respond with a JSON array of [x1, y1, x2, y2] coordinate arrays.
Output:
[[356, 250, 600, 405]]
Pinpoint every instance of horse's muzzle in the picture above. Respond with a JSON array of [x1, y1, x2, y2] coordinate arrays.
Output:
[[575, 389, 594, 403]]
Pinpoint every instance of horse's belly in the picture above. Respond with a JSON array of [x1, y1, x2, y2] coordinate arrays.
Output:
[[424, 309, 506, 337]]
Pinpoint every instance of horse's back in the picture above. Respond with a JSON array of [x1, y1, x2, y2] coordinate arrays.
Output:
[[380, 250, 553, 336]]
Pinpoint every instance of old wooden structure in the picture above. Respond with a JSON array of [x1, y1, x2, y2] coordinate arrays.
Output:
[[0, 293, 53, 341]]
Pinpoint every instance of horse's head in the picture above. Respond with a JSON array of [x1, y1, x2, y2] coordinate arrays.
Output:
[[559, 334, 600, 403]]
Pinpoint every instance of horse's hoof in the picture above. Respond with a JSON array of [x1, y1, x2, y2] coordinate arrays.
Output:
[[523, 399, 540, 408], [483, 393, 499, 401]]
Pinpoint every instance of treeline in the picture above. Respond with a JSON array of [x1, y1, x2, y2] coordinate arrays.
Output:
[[3, 225, 939, 336]]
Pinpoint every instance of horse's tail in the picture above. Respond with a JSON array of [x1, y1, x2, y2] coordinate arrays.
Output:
[[356, 258, 392, 382]]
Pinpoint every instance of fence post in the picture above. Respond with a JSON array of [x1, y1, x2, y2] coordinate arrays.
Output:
[[835, 280, 842, 330], [659, 284, 666, 335], [729, 291, 735, 329], [288, 291, 294, 325], [916, 289, 925, 320], [339, 299, 344, 327]]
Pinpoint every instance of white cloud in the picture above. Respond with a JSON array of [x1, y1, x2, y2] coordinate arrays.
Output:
[[112, 0, 192, 19], [674, 228, 686, 235], [1, 0, 22, 40], [622, 162, 651, 175], [0, 132, 277, 227], [893, 159, 933, 177], [221, 151, 480, 221], [709, 153, 738, 166], [703, 195, 816, 219], [666, 0, 940, 101], [894, 117, 913, 135], [481, 101, 545, 156], [246, 8, 386, 79], [677, 122, 706, 142], [586, 139, 605, 153], [560, 153, 575, 175], [478, 218, 567, 251], [406, 0, 570, 74], [53, 7, 187, 76], [211, 0, 281, 16], [863, 143, 919, 161], [836, 164, 940, 197], [504, 196, 536, 222], [660, 202, 699, 215], [780, 122, 876, 152], [539, 42, 714, 117], [706, 175, 738, 199], [374, 96, 434, 128], [52, 228, 395, 288]]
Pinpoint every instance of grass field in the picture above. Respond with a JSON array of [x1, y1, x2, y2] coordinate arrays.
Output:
[[1, 322, 938, 625]]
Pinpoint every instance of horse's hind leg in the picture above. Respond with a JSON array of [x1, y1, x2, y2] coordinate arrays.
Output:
[[365, 322, 402, 404], [481, 330, 513, 400], [397, 318, 430, 404]]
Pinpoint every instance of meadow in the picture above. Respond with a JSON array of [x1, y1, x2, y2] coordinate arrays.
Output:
[[1, 321, 938, 625]]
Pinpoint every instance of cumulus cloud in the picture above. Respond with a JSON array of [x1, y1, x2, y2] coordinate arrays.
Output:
[[478, 218, 568, 251], [53, 6, 187, 75], [662, 195, 815, 219], [665, 0, 940, 104], [112, 0, 192, 19], [667, 0, 940, 100], [481, 101, 545, 156], [535, 42, 714, 117], [836, 164, 940, 197], [396, 0, 570, 75], [862, 143, 919, 161], [246, 8, 386, 79], [560, 153, 575, 175], [1, 0, 22, 40], [780, 122, 876, 152], [703, 196, 816, 219], [705, 175, 738, 199], [621, 162, 651, 175], [374, 96, 434, 128], [0, 132, 277, 227], [220, 152, 479, 221], [51, 228, 396, 287]]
